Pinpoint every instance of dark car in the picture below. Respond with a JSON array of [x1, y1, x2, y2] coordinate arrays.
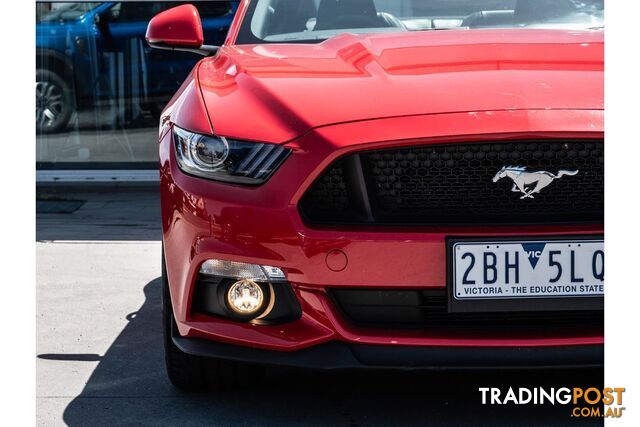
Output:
[[36, 1, 237, 133]]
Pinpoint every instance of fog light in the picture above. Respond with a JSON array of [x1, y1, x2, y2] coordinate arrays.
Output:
[[226, 279, 265, 315]]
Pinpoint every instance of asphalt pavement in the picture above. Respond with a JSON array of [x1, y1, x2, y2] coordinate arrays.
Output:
[[36, 189, 603, 426]]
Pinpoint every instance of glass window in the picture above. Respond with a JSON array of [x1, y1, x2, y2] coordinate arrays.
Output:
[[112, 2, 168, 22], [237, 0, 604, 44], [196, 1, 233, 16], [36, 1, 237, 169], [37, 2, 101, 22]]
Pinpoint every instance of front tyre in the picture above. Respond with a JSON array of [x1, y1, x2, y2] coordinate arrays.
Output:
[[162, 249, 262, 391]]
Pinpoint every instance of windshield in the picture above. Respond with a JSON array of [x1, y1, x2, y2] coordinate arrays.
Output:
[[237, 0, 603, 44], [38, 2, 101, 23]]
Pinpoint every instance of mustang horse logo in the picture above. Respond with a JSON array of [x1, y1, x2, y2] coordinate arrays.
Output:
[[492, 166, 579, 199]]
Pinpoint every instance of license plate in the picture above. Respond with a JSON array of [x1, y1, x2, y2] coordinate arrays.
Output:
[[449, 237, 604, 312]]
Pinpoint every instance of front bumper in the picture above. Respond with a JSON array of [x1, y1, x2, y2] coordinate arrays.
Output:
[[174, 335, 604, 369], [161, 109, 604, 358]]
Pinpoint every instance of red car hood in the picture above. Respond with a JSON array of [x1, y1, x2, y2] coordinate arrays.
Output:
[[197, 29, 603, 143]]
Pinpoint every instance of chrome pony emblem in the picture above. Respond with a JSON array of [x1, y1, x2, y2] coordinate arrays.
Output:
[[492, 166, 579, 199]]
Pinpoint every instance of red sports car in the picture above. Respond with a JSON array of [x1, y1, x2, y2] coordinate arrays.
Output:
[[147, 0, 604, 390]]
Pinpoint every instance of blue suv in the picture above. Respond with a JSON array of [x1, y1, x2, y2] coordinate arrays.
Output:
[[36, 2, 237, 133]]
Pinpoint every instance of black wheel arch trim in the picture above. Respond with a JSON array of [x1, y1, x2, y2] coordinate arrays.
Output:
[[36, 48, 81, 106]]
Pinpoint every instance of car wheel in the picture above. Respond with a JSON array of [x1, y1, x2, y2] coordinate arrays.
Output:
[[162, 248, 263, 391], [36, 69, 73, 133]]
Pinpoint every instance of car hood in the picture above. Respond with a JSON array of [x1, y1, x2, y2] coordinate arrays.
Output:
[[197, 29, 603, 143]]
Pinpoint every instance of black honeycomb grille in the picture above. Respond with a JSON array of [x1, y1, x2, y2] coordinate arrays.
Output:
[[306, 163, 349, 212], [300, 140, 604, 226]]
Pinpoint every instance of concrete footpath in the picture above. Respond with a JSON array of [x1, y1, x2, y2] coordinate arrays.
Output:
[[36, 190, 603, 426]]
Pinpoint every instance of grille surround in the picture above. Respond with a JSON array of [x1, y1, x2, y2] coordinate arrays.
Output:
[[300, 139, 604, 226]]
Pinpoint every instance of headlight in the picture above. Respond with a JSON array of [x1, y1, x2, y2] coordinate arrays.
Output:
[[173, 126, 291, 184]]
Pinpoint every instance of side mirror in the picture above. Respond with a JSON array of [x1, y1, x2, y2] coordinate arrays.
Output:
[[146, 4, 218, 56]]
